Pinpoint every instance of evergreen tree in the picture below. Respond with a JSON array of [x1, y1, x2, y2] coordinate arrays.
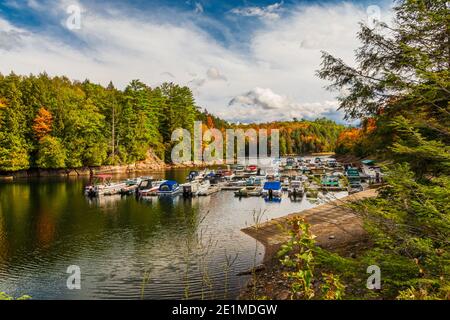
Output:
[[318, 0, 450, 299]]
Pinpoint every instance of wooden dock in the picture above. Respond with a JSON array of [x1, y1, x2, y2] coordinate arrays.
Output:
[[241, 189, 378, 261]]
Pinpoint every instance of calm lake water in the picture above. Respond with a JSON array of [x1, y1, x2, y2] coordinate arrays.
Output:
[[0, 168, 345, 299]]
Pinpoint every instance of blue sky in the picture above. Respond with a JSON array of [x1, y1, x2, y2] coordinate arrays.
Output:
[[0, 0, 391, 123]]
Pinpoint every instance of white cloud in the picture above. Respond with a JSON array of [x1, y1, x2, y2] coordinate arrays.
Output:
[[206, 67, 227, 81], [231, 2, 283, 21], [188, 67, 227, 91], [27, 0, 44, 10], [227, 87, 343, 122], [0, 1, 392, 123], [229, 87, 288, 110]]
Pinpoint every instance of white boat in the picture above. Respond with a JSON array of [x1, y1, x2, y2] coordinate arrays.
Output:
[[137, 179, 165, 197], [181, 181, 200, 197], [281, 177, 290, 191], [197, 180, 210, 195], [85, 175, 127, 197], [221, 179, 247, 190], [288, 180, 304, 198], [234, 186, 262, 197], [120, 177, 144, 195], [327, 158, 338, 168], [198, 185, 220, 196]]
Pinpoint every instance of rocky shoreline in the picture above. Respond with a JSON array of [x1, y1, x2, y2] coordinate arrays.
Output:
[[0, 150, 218, 179]]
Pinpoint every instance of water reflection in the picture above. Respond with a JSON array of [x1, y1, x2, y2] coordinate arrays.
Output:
[[0, 170, 346, 299]]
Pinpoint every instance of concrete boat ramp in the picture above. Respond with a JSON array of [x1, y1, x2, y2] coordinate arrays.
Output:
[[241, 189, 378, 261]]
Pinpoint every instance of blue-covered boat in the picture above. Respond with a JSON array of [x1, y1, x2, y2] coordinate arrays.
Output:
[[157, 180, 181, 196], [262, 181, 282, 199]]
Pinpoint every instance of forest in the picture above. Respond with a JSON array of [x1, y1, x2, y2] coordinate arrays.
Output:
[[0, 73, 345, 172], [312, 0, 449, 299], [238, 119, 344, 155]]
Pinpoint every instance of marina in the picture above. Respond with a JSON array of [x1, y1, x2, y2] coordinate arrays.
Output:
[[82, 156, 382, 203], [0, 156, 382, 299]]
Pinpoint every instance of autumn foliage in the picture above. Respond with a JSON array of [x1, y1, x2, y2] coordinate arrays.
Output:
[[335, 117, 378, 155], [32, 107, 53, 140]]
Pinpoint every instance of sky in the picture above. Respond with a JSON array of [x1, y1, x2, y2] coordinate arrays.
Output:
[[0, 0, 393, 124]]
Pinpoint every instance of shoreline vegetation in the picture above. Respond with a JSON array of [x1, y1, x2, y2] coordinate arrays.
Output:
[[0, 73, 345, 176], [242, 0, 449, 300]]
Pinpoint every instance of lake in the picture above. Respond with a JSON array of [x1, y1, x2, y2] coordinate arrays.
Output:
[[0, 168, 346, 299]]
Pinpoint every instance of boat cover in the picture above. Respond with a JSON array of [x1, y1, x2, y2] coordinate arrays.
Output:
[[159, 180, 178, 191], [263, 181, 281, 190]]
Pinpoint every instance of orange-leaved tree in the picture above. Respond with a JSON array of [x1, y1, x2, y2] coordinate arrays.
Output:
[[33, 107, 53, 140]]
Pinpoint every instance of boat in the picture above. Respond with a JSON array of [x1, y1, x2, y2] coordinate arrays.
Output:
[[321, 175, 340, 188], [299, 166, 313, 175], [265, 169, 280, 181], [345, 167, 360, 179], [217, 169, 234, 181], [262, 181, 282, 199], [205, 170, 220, 184], [286, 157, 296, 167], [221, 179, 247, 190], [361, 164, 383, 183], [157, 180, 181, 196], [234, 186, 262, 197], [181, 181, 200, 197], [348, 181, 364, 194], [198, 186, 220, 196], [255, 168, 267, 179], [281, 177, 290, 191], [246, 176, 263, 187], [137, 178, 164, 197], [84, 175, 126, 197], [197, 180, 210, 195], [197, 180, 221, 196], [288, 180, 304, 198], [327, 158, 338, 168], [120, 177, 143, 195], [244, 165, 258, 175]]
